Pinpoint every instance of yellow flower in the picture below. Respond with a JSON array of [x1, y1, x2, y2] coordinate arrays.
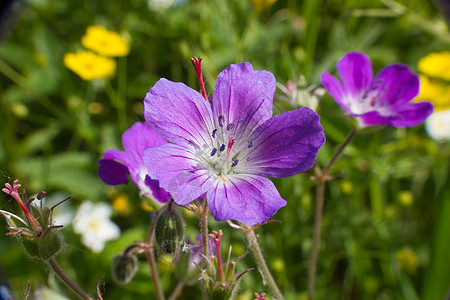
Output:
[[251, 0, 278, 12], [396, 248, 419, 274], [416, 75, 450, 111], [64, 51, 116, 81], [81, 25, 130, 57], [398, 191, 414, 207], [112, 193, 132, 216], [418, 51, 450, 81]]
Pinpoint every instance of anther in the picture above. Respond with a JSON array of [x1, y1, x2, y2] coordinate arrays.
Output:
[[218, 115, 225, 127], [220, 144, 226, 152], [231, 159, 239, 167], [226, 123, 235, 131], [248, 139, 254, 148], [210, 148, 217, 156], [238, 119, 244, 123], [212, 129, 217, 138]]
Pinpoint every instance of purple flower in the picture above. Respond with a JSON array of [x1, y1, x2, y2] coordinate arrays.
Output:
[[143, 62, 325, 225], [321, 52, 433, 128], [98, 122, 171, 205]]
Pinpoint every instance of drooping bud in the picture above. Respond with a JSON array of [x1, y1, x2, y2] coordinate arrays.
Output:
[[154, 200, 185, 255], [111, 254, 138, 285]]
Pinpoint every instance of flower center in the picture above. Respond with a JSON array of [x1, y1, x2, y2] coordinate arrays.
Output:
[[189, 114, 254, 180]]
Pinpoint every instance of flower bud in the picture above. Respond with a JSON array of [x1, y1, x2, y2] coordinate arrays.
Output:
[[154, 208, 185, 255], [38, 229, 65, 261], [111, 254, 138, 285]]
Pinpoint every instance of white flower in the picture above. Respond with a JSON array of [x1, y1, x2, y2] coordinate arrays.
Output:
[[72, 201, 120, 253], [425, 108, 450, 141]]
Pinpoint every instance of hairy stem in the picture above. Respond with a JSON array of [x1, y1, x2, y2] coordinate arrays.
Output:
[[168, 281, 185, 300], [47, 257, 93, 300], [146, 211, 166, 300], [307, 129, 357, 300], [200, 199, 209, 258], [243, 227, 284, 300]]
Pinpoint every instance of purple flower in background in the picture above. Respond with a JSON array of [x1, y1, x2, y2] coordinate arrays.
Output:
[[98, 122, 171, 205], [143, 62, 325, 225], [321, 52, 433, 128]]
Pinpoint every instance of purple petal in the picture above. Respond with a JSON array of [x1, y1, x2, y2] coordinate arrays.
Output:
[[207, 175, 286, 226], [336, 52, 373, 98], [145, 176, 171, 203], [144, 79, 215, 148], [122, 122, 166, 164], [97, 159, 129, 185], [373, 64, 420, 106], [389, 101, 434, 127], [143, 143, 215, 205], [237, 107, 325, 178], [359, 101, 433, 127], [212, 62, 275, 143], [320, 70, 350, 113]]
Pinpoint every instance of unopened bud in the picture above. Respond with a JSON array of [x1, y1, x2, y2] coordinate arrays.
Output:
[[154, 208, 185, 255], [111, 254, 138, 285], [38, 230, 65, 261], [20, 236, 40, 260]]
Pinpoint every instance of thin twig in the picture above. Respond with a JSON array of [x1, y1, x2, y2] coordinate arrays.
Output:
[[307, 129, 357, 300]]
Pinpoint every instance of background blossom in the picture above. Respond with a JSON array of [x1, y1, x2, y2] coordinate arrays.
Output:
[[72, 201, 120, 253], [81, 25, 130, 57], [64, 51, 116, 80]]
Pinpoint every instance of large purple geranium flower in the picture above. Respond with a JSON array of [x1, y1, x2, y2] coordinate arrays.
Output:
[[143, 62, 325, 225], [98, 122, 171, 205], [321, 52, 433, 128]]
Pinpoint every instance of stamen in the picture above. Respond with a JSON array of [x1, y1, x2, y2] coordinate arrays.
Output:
[[210, 148, 217, 156], [220, 144, 226, 152], [248, 139, 254, 148], [226, 123, 235, 131], [220, 175, 227, 182], [231, 159, 239, 167], [212, 129, 217, 138], [218, 115, 225, 127], [227, 138, 235, 156], [238, 119, 244, 123]]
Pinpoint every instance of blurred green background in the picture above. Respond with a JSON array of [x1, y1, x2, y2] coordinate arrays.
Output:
[[0, 0, 449, 299]]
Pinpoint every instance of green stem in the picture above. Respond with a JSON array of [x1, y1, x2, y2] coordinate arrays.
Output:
[[243, 227, 284, 300], [200, 199, 209, 259], [47, 257, 93, 300], [146, 212, 166, 300], [168, 281, 185, 300], [307, 129, 357, 300], [104, 80, 127, 132]]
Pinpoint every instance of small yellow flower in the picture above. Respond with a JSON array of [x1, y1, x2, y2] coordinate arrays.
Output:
[[82, 25, 130, 57], [64, 51, 116, 81], [418, 51, 450, 81], [398, 191, 414, 207], [112, 193, 132, 216], [396, 248, 419, 274], [416, 75, 450, 111]]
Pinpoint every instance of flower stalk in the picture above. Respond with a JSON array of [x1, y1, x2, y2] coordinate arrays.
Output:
[[242, 226, 284, 300], [307, 128, 356, 300], [146, 211, 166, 300], [47, 257, 93, 300]]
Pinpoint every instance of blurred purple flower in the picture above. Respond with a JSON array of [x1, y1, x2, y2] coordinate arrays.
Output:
[[321, 52, 433, 128], [98, 122, 171, 205], [143, 62, 325, 225]]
